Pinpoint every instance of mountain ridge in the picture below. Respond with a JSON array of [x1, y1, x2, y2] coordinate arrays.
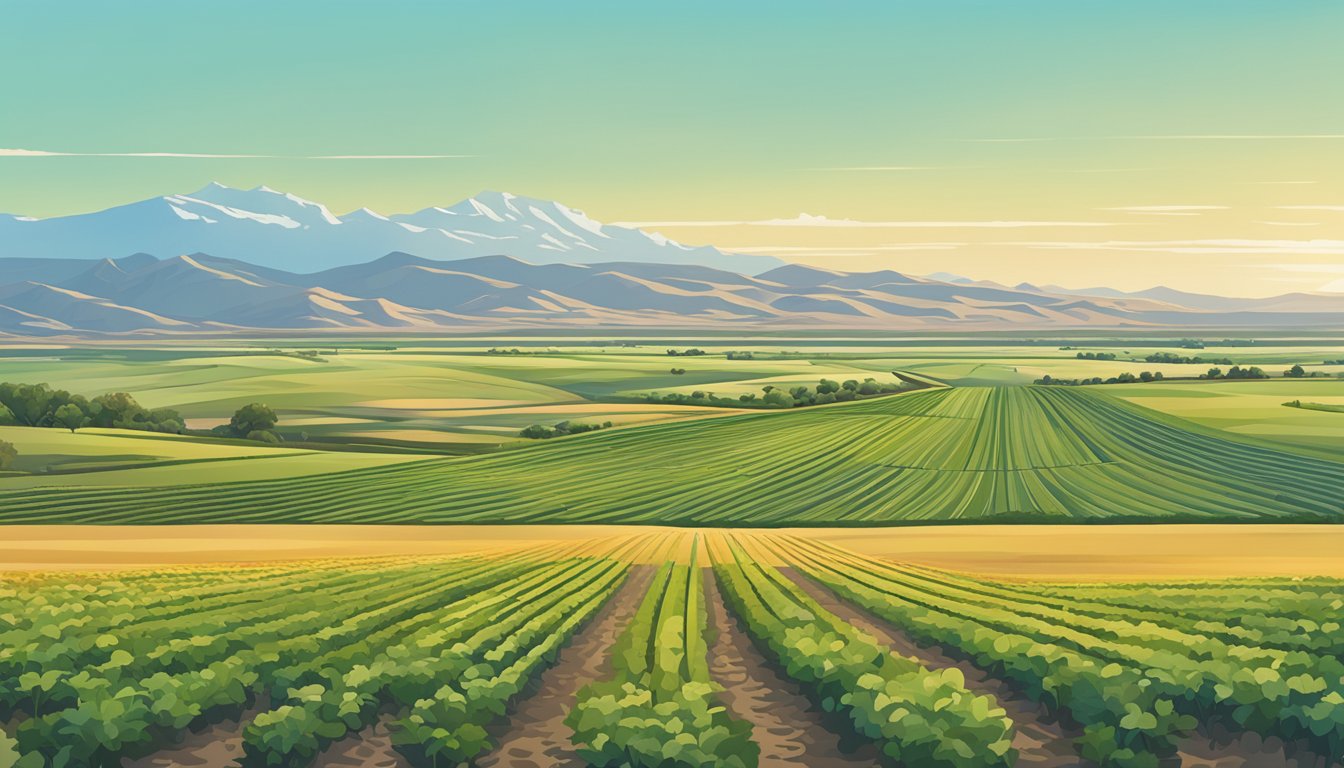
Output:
[[0, 250, 1339, 336], [0, 184, 781, 274]]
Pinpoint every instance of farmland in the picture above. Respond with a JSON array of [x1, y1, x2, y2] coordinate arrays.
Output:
[[3, 384, 1343, 525], [4, 531, 1342, 768]]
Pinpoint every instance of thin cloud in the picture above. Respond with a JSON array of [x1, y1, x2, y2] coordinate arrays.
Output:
[[731, 243, 966, 254], [1277, 205, 1344, 212], [1, 147, 470, 159], [615, 214, 1116, 229], [1016, 239, 1344, 255]]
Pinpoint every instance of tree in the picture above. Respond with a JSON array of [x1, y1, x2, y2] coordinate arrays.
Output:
[[230, 403, 278, 438], [1285, 364, 1306, 378], [53, 403, 87, 433], [0, 403, 13, 425], [0, 439, 15, 470]]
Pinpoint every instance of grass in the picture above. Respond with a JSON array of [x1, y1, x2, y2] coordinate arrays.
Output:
[[0, 425, 429, 489], [1115, 378, 1344, 454], [4, 385, 1342, 525]]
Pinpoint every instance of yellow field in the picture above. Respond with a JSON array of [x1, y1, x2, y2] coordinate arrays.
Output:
[[6, 524, 1343, 579]]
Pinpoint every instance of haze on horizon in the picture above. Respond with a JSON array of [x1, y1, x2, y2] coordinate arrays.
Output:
[[2, 0, 1342, 298]]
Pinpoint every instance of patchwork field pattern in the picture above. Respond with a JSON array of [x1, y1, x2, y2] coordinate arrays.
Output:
[[5, 386, 1343, 525]]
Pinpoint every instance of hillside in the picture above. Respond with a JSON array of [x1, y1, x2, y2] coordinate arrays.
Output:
[[1, 251, 1341, 335], [7, 386, 1341, 525]]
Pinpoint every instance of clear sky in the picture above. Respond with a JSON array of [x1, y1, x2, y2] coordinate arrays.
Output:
[[2, 0, 1342, 296]]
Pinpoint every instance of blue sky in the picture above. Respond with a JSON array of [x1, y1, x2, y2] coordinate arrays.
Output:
[[2, 1, 1342, 294]]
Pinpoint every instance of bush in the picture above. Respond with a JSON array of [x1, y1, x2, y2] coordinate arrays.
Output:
[[230, 403, 278, 437], [247, 430, 282, 444], [0, 439, 16, 470]]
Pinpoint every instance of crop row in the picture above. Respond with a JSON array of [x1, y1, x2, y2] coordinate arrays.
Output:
[[2, 386, 1341, 525], [567, 537, 757, 767], [1, 540, 649, 768], [710, 535, 1017, 767], [766, 535, 1344, 768]]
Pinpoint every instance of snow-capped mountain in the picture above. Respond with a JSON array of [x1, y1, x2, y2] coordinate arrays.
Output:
[[0, 184, 781, 274]]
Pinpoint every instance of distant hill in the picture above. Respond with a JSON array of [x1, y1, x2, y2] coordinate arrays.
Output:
[[0, 250, 1340, 335]]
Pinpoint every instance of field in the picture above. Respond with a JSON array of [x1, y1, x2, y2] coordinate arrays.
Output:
[[4, 384, 1343, 525], [5, 337, 1344, 766], [4, 531, 1342, 768]]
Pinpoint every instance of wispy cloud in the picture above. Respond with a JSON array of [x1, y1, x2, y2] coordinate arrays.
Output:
[[1101, 205, 1226, 217], [1259, 221, 1321, 227], [0, 147, 470, 160], [615, 214, 1116, 229], [1015, 239, 1344, 255], [1276, 205, 1344, 212], [731, 243, 966, 254]]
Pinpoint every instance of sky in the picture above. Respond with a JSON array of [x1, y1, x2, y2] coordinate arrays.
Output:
[[2, 0, 1342, 296]]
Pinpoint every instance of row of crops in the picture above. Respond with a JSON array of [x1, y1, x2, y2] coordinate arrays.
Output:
[[4, 385, 1343, 525], [758, 534, 1344, 768], [567, 538, 758, 766], [0, 537, 658, 768], [5, 534, 1344, 767]]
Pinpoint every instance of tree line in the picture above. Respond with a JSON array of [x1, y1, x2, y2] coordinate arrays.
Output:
[[0, 381, 280, 441], [519, 420, 613, 439], [645, 377, 906, 409]]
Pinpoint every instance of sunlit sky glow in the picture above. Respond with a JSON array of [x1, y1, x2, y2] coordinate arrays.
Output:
[[2, 0, 1342, 296]]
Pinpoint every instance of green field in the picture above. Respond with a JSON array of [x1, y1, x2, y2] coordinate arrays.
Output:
[[4, 532, 1342, 768], [4, 384, 1342, 525]]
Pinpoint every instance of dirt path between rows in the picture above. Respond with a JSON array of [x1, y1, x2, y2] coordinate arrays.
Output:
[[703, 570, 879, 767], [475, 564, 656, 768], [311, 715, 410, 768], [121, 702, 264, 768], [780, 567, 1091, 768]]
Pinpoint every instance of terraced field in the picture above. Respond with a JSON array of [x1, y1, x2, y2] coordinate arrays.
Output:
[[4, 386, 1342, 525], [6, 533, 1342, 768]]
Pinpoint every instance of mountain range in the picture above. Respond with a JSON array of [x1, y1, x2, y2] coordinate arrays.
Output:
[[0, 183, 779, 274], [0, 185, 1339, 335]]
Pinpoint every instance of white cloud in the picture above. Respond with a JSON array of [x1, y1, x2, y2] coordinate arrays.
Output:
[[0, 147, 469, 160], [615, 214, 1116, 229], [731, 243, 966, 254], [1017, 239, 1344, 255]]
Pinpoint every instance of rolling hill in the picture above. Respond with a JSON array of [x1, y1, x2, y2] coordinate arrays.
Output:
[[6, 386, 1341, 525], [0, 250, 1339, 335]]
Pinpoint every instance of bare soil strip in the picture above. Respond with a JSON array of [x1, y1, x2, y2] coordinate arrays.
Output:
[[1178, 727, 1327, 768], [780, 568, 1091, 768], [121, 705, 261, 768], [311, 715, 409, 768], [476, 564, 657, 768], [703, 570, 879, 767]]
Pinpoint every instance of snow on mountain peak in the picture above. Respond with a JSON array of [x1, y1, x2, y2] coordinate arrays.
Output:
[[0, 184, 784, 274]]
